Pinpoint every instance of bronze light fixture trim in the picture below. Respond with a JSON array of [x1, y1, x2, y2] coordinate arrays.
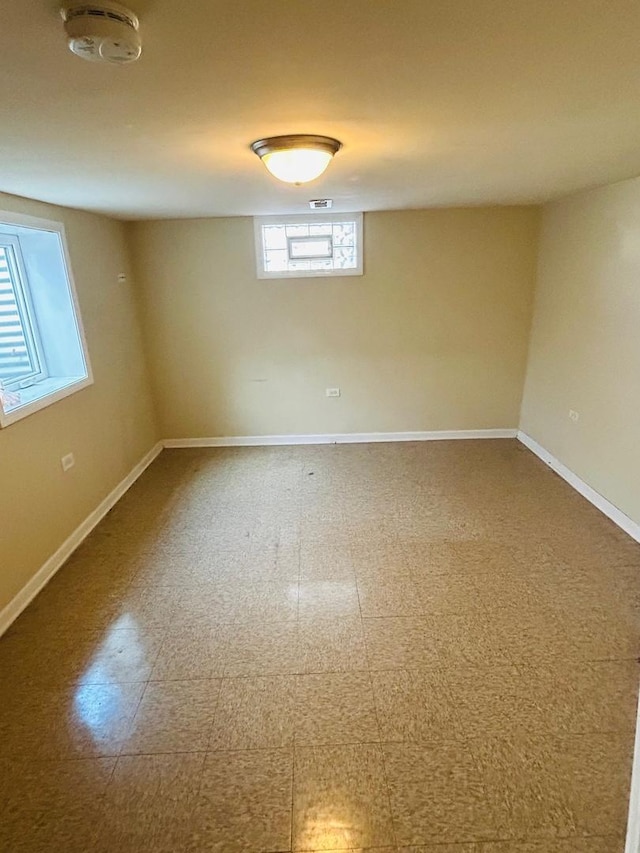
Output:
[[250, 135, 343, 184]]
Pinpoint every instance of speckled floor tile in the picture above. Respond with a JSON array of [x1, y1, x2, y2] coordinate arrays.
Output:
[[1, 805, 106, 853], [187, 748, 293, 852], [223, 619, 300, 676], [93, 752, 206, 852], [5, 555, 139, 634], [411, 571, 488, 615], [209, 675, 296, 749], [0, 622, 162, 688], [351, 543, 412, 583], [400, 845, 475, 852], [177, 580, 299, 625], [295, 671, 380, 746], [443, 666, 545, 738], [0, 756, 115, 852], [559, 607, 640, 661], [76, 624, 165, 685], [383, 741, 503, 846], [357, 578, 425, 618], [471, 736, 580, 840], [122, 678, 221, 754], [544, 733, 635, 837], [131, 549, 213, 587], [475, 838, 624, 851], [488, 610, 587, 664], [402, 541, 492, 576], [0, 681, 145, 759], [299, 579, 361, 619], [2, 442, 639, 852], [150, 622, 229, 680], [371, 668, 460, 742], [293, 743, 396, 851], [299, 523, 352, 548], [300, 543, 357, 581], [363, 617, 442, 670], [495, 603, 640, 664], [301, 847, 399, 853], [109, 582, 184, 630], [519, 660, 640, 734], [428, 614, 511, 668], [200, 541, 299, 584], [298, 617, 369, 673]]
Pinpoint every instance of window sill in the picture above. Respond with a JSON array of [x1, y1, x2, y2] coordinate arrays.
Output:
[[0, 374, 91, 428]]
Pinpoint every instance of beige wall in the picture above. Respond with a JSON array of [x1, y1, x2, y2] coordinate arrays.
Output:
[[521, 177, 640, 526], [129, 208, 539, 439], [0, 193, 158, 614]]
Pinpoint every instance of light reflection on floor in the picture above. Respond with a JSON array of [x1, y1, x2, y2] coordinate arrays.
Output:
[[300, 809, 355, 851], [73, 682, 124, 739], [74, 614, 144, 743]]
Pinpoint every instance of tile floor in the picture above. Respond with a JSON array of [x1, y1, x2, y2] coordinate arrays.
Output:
[[1, 440, 640, 852]]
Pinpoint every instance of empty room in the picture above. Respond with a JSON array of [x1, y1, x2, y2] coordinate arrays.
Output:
[[2, 2, 640, 852]]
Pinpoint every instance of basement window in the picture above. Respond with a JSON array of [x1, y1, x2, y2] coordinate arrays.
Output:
[[0, 212, 92, 428], [254, 212, 363, 279]]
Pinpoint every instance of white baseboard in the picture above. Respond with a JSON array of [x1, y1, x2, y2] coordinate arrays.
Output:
[[627, 689, 640, 853], [517, 431, 640, 544], [0, 441, 163, 638], [164, 429, 518, 448]]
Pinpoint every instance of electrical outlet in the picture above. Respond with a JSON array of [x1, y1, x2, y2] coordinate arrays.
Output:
[[569, 409, 580, 422], [61, 452, 75, 472], [325, 388, 341, 398]]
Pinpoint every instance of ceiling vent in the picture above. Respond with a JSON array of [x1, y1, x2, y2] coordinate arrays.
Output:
[[309, 199, 333, 209], [60, 2, 142, 64]]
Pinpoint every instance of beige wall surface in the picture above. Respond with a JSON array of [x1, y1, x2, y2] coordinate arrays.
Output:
[[521, 177, 640, 525], [0, 193, 158, 614], [129, 208, 539, 439]]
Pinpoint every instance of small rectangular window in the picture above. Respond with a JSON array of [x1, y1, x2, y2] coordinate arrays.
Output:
[[255, 212, 363, 279], [0, 212, 92, 428]]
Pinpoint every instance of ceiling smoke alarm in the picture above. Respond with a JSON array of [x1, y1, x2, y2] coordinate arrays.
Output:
[[60, 2, 142, 64]]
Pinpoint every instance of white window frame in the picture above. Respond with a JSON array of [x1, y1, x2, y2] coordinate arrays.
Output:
[[0, 211, 93, 428], [254, 212, 364, 279]]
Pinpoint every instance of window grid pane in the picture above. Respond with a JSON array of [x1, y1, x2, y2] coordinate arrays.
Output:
[[285, 225, 309, 238], [261, 218, 359, 276], [309, 224, 332, 236], [263, 226, 287, 250], [332, 222, 355, 246]]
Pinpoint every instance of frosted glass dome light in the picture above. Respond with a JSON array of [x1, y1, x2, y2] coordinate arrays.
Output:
[[251, 135, 342, 185]]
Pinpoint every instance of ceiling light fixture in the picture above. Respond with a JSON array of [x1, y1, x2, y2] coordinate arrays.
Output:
[[250, 135, 342, 185]]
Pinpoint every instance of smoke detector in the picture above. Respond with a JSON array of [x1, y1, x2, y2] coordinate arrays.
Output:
[[60, 2, 142, 64]]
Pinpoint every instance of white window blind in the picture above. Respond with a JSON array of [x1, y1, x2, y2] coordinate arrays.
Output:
[[0, 239, 44, 389]]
